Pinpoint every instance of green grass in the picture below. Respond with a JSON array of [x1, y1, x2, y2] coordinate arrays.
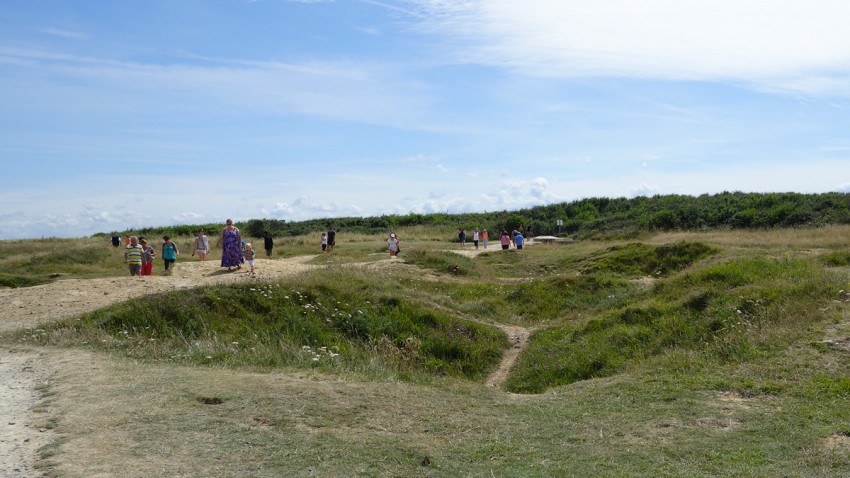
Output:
[[505, 255, 843, 393], [20, 268, 508, 380], [580, 240, 720, 277], [402, 248, 481, 276], [5, 228, 850, 476]]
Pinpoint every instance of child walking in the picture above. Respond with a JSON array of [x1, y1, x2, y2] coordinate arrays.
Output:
[[243, 243, 256, 275], [140, 238, 156, 276], [387, 233, 399, 258]]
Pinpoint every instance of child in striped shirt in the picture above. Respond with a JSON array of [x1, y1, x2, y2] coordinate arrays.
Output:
[[243, 243, 256, 275]]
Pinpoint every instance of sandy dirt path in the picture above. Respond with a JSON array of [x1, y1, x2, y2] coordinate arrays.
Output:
[[0, 256, 316, 335], [0, 248, 534, 473], [0, 256, 316, 475], [0, 349, 51, 478]]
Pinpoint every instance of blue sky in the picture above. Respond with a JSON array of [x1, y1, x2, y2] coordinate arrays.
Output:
[[2, 0, 850, 239]]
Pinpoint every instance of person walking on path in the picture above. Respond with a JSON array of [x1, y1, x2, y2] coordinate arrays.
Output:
[[481, 229, 489, 249], [111, 233, 120, 247], [326, 226, 336, 254], [191, 229, 209, 261], [263, 231, 274, 259], [472, 228, 480, 250], [458, 228, 466, 248], [140, 238, 156, 276], [320, 232, 327, 252], [162, 236, 179, 272], [387, 233, 400, 258], [500, 230, 511, 250], [515, 231, 525, 250], [219, 219, 244, 271], [243, 243, 256, 275], [124, 236, 144, 276]]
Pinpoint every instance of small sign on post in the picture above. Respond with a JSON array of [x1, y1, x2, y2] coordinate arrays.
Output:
[[556, 219, 563, 235]]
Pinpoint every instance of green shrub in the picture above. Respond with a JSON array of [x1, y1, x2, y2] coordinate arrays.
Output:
[[819, 250, 850, 267]]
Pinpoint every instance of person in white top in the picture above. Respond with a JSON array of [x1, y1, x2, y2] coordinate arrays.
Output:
[[472, 227, 480, 250], [192, 228, 210, 261], [387, 233, 400, 258]]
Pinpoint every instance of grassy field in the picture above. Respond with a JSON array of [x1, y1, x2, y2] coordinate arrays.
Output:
[[3, 226, 850, 476]]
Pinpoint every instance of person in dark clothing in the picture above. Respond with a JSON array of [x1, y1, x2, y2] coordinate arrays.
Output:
[[327, 226, 336, 253], [263, 232, 274, 259]]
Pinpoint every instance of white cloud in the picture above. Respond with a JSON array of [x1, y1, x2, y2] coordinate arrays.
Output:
[[261, 197, 362, 220], [631, 183, 660, 197], [403, 154, 439, 164], [403, 154, 448, 172], [172, 212, 206, 224], [39, 27, 88, 40], [413, 0, 850, 96], [0, 47, 432, 127], [529, 177, 549, 199]]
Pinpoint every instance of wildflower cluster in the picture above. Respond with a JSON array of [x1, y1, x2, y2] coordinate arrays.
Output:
[[248, 284, 280, 299], [301, 344, 341, 362]]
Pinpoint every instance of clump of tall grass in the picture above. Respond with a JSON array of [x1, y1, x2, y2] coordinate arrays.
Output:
[[506, 256, 842, 393], [403, 249, 479, 276], [0, 237, 127, 286], [581, 241, 719, 277], [819, 249, 850, 267], [20, 270, 508, 380]]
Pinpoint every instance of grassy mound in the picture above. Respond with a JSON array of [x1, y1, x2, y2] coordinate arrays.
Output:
[[581, 241, 719, 277], [25, 270, 508, 380], [506, 256, 841, 393]]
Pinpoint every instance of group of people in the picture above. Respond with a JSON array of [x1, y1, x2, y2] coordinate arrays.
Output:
[[457, 227, 491, 249], [121, 235, 180, 276], [499, 228, 525, 250], [458, 227, 526, 250], [320, 226, 336, 253], [117, 220, 277, 277], [210, 220, 275, 275], [117, 220, 529, 277]]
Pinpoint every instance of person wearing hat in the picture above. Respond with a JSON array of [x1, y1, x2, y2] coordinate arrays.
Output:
[[387, 232, 400, 258], [162, 236, 179, 273]]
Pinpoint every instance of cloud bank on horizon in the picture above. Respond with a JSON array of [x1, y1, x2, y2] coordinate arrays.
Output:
[[1, 0, 849, 239]]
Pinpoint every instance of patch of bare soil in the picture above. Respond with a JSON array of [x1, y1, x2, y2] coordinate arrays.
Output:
[[0, 256, 316, 335], [824, 433, 850, 450], [485, 324, 531, 390], [0, 256, 315, 475], [0, 348, 51, 478], [0, 250, 545, 471]]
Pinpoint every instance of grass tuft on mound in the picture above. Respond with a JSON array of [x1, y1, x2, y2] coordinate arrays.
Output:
[[22, 269, 508, 381], [581, 241, 719, 277]]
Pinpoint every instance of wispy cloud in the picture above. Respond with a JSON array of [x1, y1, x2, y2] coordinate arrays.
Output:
[[412, 0, 850, 97], [0, 47, 433, 128], [39, 27, 88, 40]]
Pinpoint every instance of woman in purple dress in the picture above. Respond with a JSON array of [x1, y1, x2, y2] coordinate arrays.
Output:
[[220, 219, 244, 271]]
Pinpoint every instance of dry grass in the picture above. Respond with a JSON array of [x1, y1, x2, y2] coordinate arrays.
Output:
[[8, 227, 850, 477], [650, 224, 850, 249]]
